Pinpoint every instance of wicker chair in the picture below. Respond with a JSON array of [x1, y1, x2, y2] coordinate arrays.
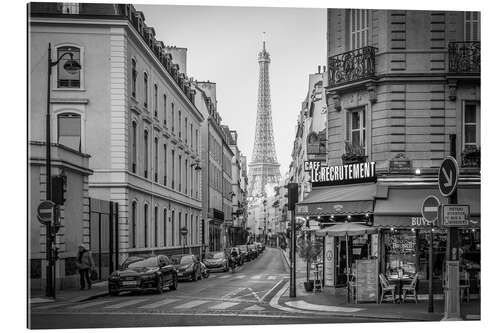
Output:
[[402, 274, 419, 303], [379, 274, 396, 303]]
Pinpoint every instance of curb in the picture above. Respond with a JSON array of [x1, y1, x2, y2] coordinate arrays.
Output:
[[77, 291, 109, 302], [281, 249, 290, 268]]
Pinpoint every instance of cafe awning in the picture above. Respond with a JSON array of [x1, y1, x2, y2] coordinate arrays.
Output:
[[296, 183, 377, 216], [374, 185, 480, 228], [315, 222, 377, 237]]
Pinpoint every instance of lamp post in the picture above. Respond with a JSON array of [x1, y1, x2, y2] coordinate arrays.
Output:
[[45, 43, 81, 298]]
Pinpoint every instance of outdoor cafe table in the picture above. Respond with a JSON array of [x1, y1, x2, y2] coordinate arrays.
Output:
[[387, 275, 413, 303]]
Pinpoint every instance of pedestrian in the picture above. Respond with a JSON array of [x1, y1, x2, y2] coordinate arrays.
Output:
[[76, 244, 95, 290]]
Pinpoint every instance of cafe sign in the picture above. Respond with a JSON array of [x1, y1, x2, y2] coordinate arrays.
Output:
[[304, 161, 376, 187]]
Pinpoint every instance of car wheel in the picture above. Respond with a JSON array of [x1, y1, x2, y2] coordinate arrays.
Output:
[[156, 277, 164, 294], [170, 276, 178, 290]]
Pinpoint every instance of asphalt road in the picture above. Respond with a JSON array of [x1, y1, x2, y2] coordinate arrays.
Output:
[[29, 247, 393, 329]]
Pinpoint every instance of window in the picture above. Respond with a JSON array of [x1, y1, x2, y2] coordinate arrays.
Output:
[[347, 107, 366, 151], [131, 202, 137, 248], [185, 213, 188, 243], [463, 102, 480, 149], [131, 59, 137, 98], [143, 73, 148, 108], [190, 123, 193, 148], [178, 110, 182, 137], [190, 165, 193, 197], [184, 117, 188, 143], [464, 11, 480, 41], [154, 137, 158, 182], [144, 204, 149, 248], [178, 212, 182, 245], [178, 155, 182, 191], [154, 84, 158, 117], [154, 206, 158, 247], [163, 94, 167, 125], [185, 159, 188, 194], [57, 113, 81, 151], [163, 144, 167, 186], [190, 215, 194, 245], [144, 130, 149, 178], [195, 216, 199, 244], [61, 3, 79, 14], [57, 46, 81, 88], [131, 122, 137, 173], [171, 210, 175, 246], [350, 9, 369, 50], [171, 150, 175, 188], [195, 129, 199, 154], [163, 209, 167, 246], [171, 103, 175, 132]]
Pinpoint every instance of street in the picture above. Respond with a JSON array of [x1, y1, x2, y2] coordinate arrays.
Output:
[[29, 248, 393, 329]]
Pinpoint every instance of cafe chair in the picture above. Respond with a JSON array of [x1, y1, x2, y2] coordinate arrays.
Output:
[[460, 271, 470, 303], [402, 274, 418, 303], [348, 278, 356, 303], [379, 274, 396, 304]]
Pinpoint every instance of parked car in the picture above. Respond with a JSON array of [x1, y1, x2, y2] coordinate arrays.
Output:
[[171, 254, 202, 281], [254, 242, 263, 253], [247, 244, 258, 259], [228, 247, 244, 266], [108, 255, 178, 296], [238, 245, 251, 262], [203, 251, 229, 272]]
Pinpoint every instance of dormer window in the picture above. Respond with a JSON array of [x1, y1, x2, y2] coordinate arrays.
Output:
[[57, 46, 81, 88], [61, 3, 79, 14]]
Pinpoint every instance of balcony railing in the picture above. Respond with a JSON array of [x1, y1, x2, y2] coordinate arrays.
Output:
[[328, 46, 377, 86], [448, 41, 480, 74]]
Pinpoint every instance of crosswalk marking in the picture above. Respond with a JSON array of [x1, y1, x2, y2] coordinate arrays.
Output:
[[68, 300, 112, 310], [267, 276, 276, 280], [234, 275, 246, 279], [245, 305, 265, 311], [251, 275, 262, 279], [218, 275, 231, 279], [209, 302, 240, 310], [138, 298, 180, 309], [103, 299, 147, 309], [174, 300, 209, 309]]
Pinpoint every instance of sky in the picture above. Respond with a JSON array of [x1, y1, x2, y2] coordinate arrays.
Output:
[[137, 4, 326, 177]]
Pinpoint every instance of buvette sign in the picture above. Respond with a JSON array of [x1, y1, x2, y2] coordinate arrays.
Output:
[[304, 161, 376, 187]]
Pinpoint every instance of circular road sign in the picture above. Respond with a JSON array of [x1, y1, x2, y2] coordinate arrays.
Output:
[[421, 195, 440, 225], [180, 226, 188, 236], [37, 200, 55, 224], [438, 156, 459, 197]]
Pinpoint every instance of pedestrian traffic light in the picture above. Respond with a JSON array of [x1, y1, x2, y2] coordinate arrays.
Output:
[[51, 175, 67, 205]]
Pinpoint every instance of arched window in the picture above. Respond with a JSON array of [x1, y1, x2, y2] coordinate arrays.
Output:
[[171, 210, 175, 246], [131, 201, 137, 248], [57, 113, 81, 151], [144, 130, 149, 178], [131, 121, 137, 173], [131, 59, 137, 98], [154, 137, 159, 182], [154, 206, 158, 247], [144, 203, 149, 248], [56, 46, 81, 88], [143, 72, 148, 108], [163, 208, 168, 246]]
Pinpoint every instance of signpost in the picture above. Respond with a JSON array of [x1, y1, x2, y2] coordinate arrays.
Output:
[[438, 157, 459, 197], [441, 205, 470, 227], [421, 195, 440, 313], [37, 200, 55, 224]]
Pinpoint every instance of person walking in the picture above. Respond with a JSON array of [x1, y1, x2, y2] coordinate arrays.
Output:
[[76, 244, 95, 290]]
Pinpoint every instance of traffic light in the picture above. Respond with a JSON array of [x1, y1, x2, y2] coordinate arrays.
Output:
[[51, 175, 67, 205]]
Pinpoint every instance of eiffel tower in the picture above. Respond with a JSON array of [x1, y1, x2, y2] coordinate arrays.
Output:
[[247, 40, 281, 198]]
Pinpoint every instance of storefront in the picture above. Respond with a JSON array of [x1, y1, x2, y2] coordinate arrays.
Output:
[[374, 184, 481, 294]]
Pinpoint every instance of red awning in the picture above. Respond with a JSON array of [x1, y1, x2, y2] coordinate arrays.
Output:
[[296, 183, 376, 216]]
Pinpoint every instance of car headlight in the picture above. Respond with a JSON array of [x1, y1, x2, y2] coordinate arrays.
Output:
[[141, 273, 156, 280]]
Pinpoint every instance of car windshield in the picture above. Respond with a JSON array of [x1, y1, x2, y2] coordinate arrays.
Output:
[[124, 257, 157, 269], [171, 255, 193, 265], [206, 252, 224, 259]]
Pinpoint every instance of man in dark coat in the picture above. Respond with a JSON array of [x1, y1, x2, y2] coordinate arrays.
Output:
[[76, 244, 95, 290]]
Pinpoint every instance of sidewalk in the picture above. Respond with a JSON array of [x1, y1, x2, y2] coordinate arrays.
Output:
[[279, 249, 480, 321], [29, 280, 109, 305]]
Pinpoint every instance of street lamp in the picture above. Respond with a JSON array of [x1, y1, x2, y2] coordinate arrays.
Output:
[[45, 43, 81, 298]]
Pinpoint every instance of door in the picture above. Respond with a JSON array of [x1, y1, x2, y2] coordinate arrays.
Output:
[[335, 237, 348, 286]]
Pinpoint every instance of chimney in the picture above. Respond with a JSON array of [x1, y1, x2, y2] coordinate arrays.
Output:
[[323, 65, 326, 72], [317, 65, 321, 73]]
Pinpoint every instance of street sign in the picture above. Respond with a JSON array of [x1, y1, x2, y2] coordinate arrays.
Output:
[[421, 195, 440, 224], [441, 204, 470, 227], [439, 157, 459, 197], [37, 200, 55, 224]]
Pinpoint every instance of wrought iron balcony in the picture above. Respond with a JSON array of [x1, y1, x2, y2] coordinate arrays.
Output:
[[448, 41, 480, 74], [328, 46, 377, 87]]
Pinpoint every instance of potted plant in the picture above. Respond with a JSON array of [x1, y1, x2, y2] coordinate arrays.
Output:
[[297, 232, 322, 292]]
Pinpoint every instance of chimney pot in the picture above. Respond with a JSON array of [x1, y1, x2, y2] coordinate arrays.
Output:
[[318, 65, 321, 73]]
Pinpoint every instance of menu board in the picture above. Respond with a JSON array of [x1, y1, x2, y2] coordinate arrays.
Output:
[[355, 259, 379, 303], [324, 236, 335, 287]]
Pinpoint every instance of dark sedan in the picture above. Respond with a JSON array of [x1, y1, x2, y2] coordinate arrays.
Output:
[[171, 254, 202, 281], [108, 255, 178, 296], [203, 251, 229, 272], [238, 245, 251, 262], [247, 244, 259, 259]]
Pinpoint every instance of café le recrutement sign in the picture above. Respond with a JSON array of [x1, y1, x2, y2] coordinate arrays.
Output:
[[304, 160, 377, 187]]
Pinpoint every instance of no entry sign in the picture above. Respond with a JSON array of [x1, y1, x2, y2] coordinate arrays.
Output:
[[421, 195, 440, 225], [439, 157, 459, 197], [37, 200, 55, 224]]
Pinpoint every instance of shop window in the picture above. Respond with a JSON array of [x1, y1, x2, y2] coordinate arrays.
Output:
[[57, 113, 81, 151], [463, 102, 480, 149], [57, 46, 81, 88], [417, 230, 447, 280], [383, 230, 417, 277], [350, 9, 369, 50]]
